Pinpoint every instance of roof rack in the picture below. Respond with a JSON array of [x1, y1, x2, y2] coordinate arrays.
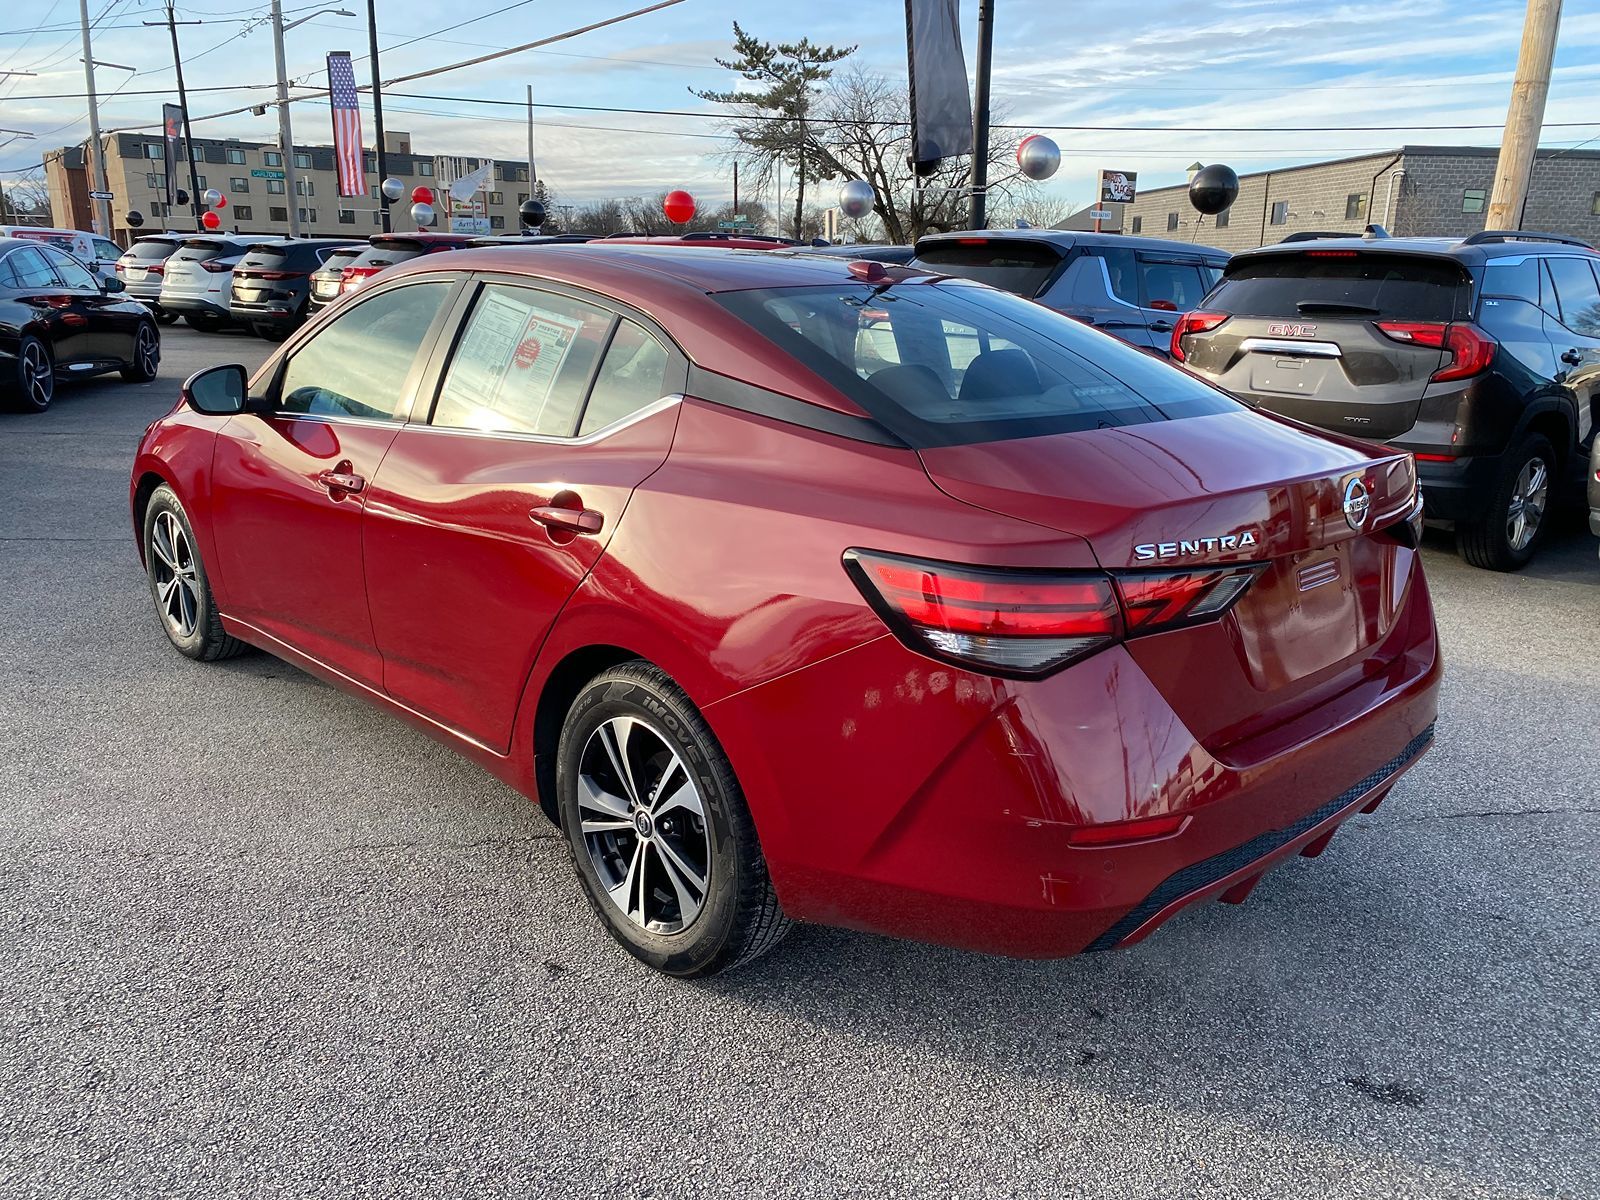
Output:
[[1461, 229, 1594, 249]]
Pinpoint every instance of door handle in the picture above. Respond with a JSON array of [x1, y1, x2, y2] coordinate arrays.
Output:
[[316, 469, 366, 494], [1561, 348, 1584, 366], [1148, 320, 1175, 333], [530, 504, 603, 535]]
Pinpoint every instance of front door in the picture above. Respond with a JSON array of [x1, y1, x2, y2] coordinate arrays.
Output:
[[363, 280, 686, 750], [208, 279, 457, 686]]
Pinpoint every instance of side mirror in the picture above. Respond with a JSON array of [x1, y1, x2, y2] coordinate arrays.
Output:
[[183, 364, 248, 415], [101, 275, 126, 293]]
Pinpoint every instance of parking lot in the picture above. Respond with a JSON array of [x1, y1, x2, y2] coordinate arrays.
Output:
[[2, 325, 1597, 1199]]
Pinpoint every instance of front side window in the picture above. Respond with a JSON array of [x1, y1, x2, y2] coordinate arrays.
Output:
[[1462, 189, 1486, 214], [6, 246, 60, 288], [430, 284, 614, 436], [579, 320, 672, 435], [94, 238, 121, 263], [1544, 256, 1600, 336], [714, 281, 1238, 447], [278, 282, 451, 420], [43, 247, 98, 290]]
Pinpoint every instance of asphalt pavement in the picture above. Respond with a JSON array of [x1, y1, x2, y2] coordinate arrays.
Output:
[[2, 327, 1597, 1199]]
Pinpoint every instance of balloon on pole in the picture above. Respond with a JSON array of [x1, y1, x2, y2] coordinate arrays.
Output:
[[411, 186, 433, 205], [381, 177, 405, 203], [214, 194, 227, 210], [410, 201, 435, 227], [1017, 135, 1061, 182], [662, 189, 695, 224], [839, 179, 874, 220], [201, 210, 221, 230], [1188, 164, 1240, 215], [202, 188, 222, 207], [519, 198, 546, 230], [125, 210, 145, 228]]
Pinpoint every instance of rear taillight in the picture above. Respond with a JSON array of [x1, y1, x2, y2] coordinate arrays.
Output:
[[198, 259, 231, 273], [845, 551, 1261, 679], [1376, 321, 1495, 382], [1170, 310, 1229, 361], [341, 266, 381, 289]]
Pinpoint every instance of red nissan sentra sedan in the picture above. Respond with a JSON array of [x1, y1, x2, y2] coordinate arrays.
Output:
[[130, 245, 1441, 976]]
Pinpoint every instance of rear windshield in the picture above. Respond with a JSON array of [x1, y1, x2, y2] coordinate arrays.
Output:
[[317, 248, 363, 271], [172, 241, 243, 262], [1209, 252, 1469, 322], [714, 280, 1237, 447], [914, 239, 1062, 298], [124, 240, 179, 261], [240, 244, 293, 268], [350, 244, 425, 270]]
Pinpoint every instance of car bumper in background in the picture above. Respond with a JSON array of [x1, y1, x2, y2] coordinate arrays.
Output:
[[706, 567, 1441, 959], [1407, 452, 1501, 523], [160, 296, 231, 319]]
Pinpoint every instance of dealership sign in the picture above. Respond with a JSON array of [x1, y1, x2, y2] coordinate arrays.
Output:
[[1100, 169, 1138, 203]]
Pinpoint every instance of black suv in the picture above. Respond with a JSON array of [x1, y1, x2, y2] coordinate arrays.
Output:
[[1175, 229, 1600, 570], [230, 238, 361, 340], [914, 230, 1227, 356]]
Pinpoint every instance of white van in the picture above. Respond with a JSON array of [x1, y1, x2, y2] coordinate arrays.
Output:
[[0, 226, 123, 282]]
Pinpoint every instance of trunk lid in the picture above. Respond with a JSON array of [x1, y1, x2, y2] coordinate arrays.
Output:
[[918, 409, 1421, 720], [1180, 249, 1473, 439]]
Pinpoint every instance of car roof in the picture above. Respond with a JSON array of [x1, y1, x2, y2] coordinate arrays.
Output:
[[368, 231, 477, 246], [1232, 230, 1598, 265], [598, 235, 799, 251], [916, 227, 1230, 260]]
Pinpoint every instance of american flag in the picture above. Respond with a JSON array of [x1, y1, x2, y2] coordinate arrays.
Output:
[[325, 52, 365, 198]]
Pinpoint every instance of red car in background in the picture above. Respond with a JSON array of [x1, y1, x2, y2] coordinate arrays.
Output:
[[130, 245, 1440, 976]]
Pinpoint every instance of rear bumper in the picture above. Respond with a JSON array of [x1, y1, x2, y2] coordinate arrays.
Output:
[[160, 295, 231, 319], [1408, 452, 1502, 522], [708, 569, 1442, 959], [230, 302, 303, 323]]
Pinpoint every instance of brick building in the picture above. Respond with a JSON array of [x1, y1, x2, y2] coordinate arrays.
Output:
[[1110, 145, 1600, 253], [44, 130, 536, 245]]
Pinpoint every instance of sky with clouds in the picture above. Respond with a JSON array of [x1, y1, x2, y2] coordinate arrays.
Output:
[[3, 0, 1597, 216]]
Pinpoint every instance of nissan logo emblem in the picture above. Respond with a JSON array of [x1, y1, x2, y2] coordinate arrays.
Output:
[[1342, 477, 1371, 530]]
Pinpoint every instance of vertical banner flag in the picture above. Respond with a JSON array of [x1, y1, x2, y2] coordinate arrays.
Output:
[[325, 51, 365, 198], [162, 104, 183, 206], [904, 0, 972, 174]]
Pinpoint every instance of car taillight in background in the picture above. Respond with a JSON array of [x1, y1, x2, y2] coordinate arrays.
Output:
[[1376, 321, 1495, 382], [198, 259, 232, 273], [844, 550, 1262, 679], [1170, 310, 1229, 361], [340, 266, 382, 289]]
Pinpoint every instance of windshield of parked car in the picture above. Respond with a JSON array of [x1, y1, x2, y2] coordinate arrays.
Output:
[[1207, 252, 1470, 322], [715, 279, 1238, 446]]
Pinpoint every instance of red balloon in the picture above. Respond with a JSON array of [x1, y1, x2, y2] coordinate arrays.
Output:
[[662, 189, 695, 224], [201, 210, 221, 229], [411, 186, 433, 204], [215, 195, 227, 209]]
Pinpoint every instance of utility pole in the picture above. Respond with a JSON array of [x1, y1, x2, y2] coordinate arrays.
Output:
[[733, 161, 739, 215], [269, 0, 302, 236], [968, 0, 995, 230], [1487, 0, 1562, 229], [367, 0, 390, 231], [526, 83, 536, 190], [77, 0, 113, 238], [146, 3, 205, 231]]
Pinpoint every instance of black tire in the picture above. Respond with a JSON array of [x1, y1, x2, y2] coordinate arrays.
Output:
[[185, 313, 223, 333], [155, 311, 179, 326], [1457, 434, 1557, 571], [120, 321, 161, 382], [142, 485, 250, 662], [7, 334, 54, 413], [557, 661, 790, 976]]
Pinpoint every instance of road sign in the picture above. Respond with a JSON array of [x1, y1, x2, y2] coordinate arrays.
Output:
[[89, 190, 115, 201], [1089, 209, 1112, 219], [250, 169, 285, 179], [716, 220, 751, 229]]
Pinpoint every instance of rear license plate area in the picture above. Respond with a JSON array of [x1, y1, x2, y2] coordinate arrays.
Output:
[[1249, 355, 1330, 397]]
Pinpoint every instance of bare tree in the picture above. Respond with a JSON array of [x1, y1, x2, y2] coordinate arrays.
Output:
[[989, 191, 1082, 231]]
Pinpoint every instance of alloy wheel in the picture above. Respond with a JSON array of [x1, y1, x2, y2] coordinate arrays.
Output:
[[577, 716, 711, 935], [22, 342, 52, 408], [1505, 455, 1549, 552], [150, 511, 200, 638], [135, 325, 159, 376]]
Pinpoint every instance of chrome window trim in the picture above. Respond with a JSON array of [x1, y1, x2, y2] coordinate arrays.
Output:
[[401, 393, 683, 445]]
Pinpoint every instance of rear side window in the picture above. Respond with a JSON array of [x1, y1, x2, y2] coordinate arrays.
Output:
[[1138, 260, 1211, 311], [1544, 256, 1600, 336], [1480, 257, 1543, 306], [579, 320, 672, 435], [714, 281, 1237, 447], [1209, 253, 1469, 322], [915, 239, 1062, 297], [431, 284, 614, 436]]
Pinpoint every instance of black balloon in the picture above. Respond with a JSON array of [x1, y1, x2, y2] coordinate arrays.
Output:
[[1188, 164, 1239, 215], [175, 189, 189, 207], [519, 198, 546, 229], [125, 210, 145, 228]]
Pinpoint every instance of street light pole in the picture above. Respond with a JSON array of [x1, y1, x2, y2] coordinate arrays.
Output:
[[367, 0, 390, 231], [146, 2, 205, 232], [270, 0, 302, 236], [968, 0, 995, 230], [76, 0, 113, 238]]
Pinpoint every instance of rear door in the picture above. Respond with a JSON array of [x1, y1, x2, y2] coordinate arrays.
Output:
[[1180, 250, 1471, 438], [39, 245, 134, 363], [3, 245, 92, 363], [362, 279, 686, 750], [1541, 255, 1600, 449]]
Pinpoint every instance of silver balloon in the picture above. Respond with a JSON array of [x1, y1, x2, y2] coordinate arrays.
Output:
[[381, 177, 406, 203], [839, 179, 874, 220], [1017, 134, 1061, 182], [202, 188, 222, 207], [410, 201, 435, 227]]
